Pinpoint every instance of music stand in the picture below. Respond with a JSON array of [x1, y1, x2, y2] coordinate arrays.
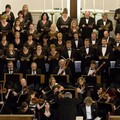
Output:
[[50, 74, 69, 87], [26, 74, 45, 90], [109, 68, 120, 83], [97, 102, 113, 112], [3, 73, 23, 91], [82, 75, 97, 88]]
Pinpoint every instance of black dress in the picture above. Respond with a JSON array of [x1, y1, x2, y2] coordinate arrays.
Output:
[[40, 109, 55, 120], [33, 50, 46, 74], [56, 16, 71, 40]]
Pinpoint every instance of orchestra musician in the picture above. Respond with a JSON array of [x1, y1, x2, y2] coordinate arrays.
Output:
[[40, 101, 55, 120], [17, 101, 34, 114], [83, 60, 98, 76], [42, 76, 58, 99], [53, 59, 72, 78], [97, 13, 113, 39], [27, 62, 41, 75], [76, 77, 87, 101]]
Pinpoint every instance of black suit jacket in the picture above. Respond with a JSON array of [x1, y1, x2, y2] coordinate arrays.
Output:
[[53, 66, 72, 77], [27, 69, 41, 74], [57, 97, 82, 120], [4, 68, 19, 73], [79, 17, 95, 39], [79, 46, 95, 60], [97, 19, 113, 38], [72, 39, 83, 50], [78, 103, 98, 120]]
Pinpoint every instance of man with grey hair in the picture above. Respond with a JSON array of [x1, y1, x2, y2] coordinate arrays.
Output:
[[55, 91, 82, 120]]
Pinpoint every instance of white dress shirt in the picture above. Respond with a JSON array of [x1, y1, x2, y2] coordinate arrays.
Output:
[[86, 105, 92, 120], [57, 68, 65, 75], [102, 46, 107, 56]]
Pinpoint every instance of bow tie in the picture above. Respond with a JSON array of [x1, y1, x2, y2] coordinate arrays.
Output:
[[68, 49, 71, 51], [102, 46, 106, 48], [85, 47, 89, 49]]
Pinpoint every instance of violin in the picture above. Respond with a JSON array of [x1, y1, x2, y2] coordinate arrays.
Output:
[[32, 97, 45, 104]]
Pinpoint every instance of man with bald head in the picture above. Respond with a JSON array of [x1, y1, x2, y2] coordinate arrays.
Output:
[[79, 11, 95, 40]]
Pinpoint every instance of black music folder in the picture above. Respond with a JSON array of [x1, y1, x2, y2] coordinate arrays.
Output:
[[26, 74, 45, 91], [97, 102, 113, 112], [109, 68, 120, 83], [51, 74, 69, 87], [82, 75, 97, 88], [4, 73, 23, 89]]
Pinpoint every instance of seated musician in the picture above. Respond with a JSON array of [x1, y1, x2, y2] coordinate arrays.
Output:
[[17, 101, 34, 114], [4, 60, 19, 74], [76, 77, 87, 101], [42, 76, 58, 99], [96, 85, 111, 103], [17, 78, 30, 107], [53, 59, 71, 77], [40, 101, 55, 120], [78, 96, 98, 120], [83, 60, 99, 76], [27, 62, 41, 75]]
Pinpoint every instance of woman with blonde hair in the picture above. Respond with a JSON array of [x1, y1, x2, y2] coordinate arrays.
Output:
[[69, 19, 81, 38], [22, 4, 33, 29]]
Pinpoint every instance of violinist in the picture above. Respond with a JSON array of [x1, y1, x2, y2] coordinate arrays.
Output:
[[17, 78, 29, 106], [42, 76, 58, 99], [76, 77, 87, 101], [97, 85, 111, 103], [26, 90, 45, 119], [18, 101, 34, 114]]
